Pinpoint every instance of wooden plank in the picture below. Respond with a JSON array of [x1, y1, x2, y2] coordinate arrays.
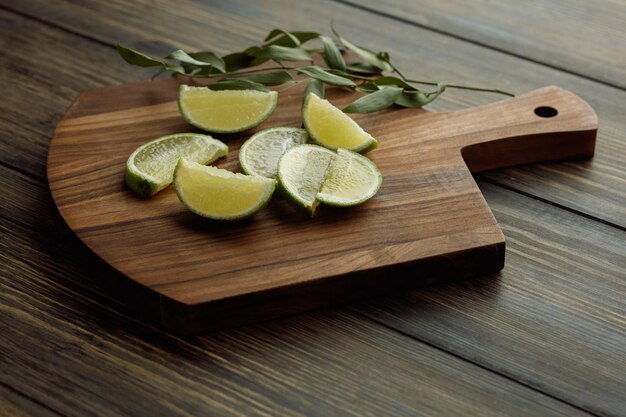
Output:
[[47, 78, 599, 333], [354, 181, 626, 417], [2, 160, 623, 415], [0, 5, 623, 415], [0, 9, 142, 179], [2, 0, 625, 228], [0, 170, 594, 417], [343, 0, 626, 89], [0, 384, 60, 417]]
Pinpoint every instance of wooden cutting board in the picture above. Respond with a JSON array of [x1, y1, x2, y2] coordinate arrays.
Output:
[[47, 78, 597, 334]]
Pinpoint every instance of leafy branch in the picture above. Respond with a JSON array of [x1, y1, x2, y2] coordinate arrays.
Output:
[[117, 25, 514, 113]]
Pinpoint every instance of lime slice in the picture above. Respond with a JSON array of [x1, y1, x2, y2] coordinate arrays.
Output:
[[239, 127, 308, 178], [302, 93, 378, 153], [277, 144, 382, 215], [125, 133, 228, 198], [178, 85, 278, 133], [277, 144, 335, 214], [317, 148, 382, 206], [173, 159, 275, 220]]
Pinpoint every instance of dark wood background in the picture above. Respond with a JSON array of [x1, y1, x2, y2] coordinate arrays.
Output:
[[1, 1, 624, 416]]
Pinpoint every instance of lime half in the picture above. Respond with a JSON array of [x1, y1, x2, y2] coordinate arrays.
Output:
[[302, 93, 378, 153], [173, 159, 275, 220], [317, 148, 382, 206], [125, 133, 227, 198], [239, 127, 308, 178], [277, 144, 335, 214], [178, 85, 278, 133], [277, 144, 382, 215]]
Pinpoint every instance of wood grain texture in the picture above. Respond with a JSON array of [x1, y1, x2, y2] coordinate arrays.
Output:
[[47, 79, 597, 333], [0, 384, 60, 417], [1, 2, 625, 416], [0, 9, 142, 180], [0, 302, 595, 417], [347, 0, 626, 88], [5, 0, 625, 228], [0, 165, 598, 417], [2, 161, 620, 417], [354, 181, 626, 417]]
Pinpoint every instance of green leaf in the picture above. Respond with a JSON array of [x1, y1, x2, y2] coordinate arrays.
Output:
[[395, 83, 447, 108], [291, 31, 321, 44], [297, 66, 356, 87], [166, 50, 226, 73], [264, 29, 286, 41], [180, 63, 219, 77], [355, 83, 379, 93], [222, 52, 256, 72], [264, 29, 301, 47], [304, 78, 325, 100], [326, 69, 358, 79], [164, 65, 187, 76], [264, 29, 320, 47], [206, 79, 270, 92], [116, 45, 164, 67], [151, 67, 168, 80], [188, 51, 226, 72], [344, 41, 392, 72], [346, 63, 382, 75], [357, 76, 422, 95], [319, 35, 346, 71], [373, 76, 415, 89], [229, 71, 294, 86], [242, 47, 270, 67], [168, 50, 208, 66], [248, 45, 311, 62], [343, 87, 403, 113], [331, 27, 393, 72]]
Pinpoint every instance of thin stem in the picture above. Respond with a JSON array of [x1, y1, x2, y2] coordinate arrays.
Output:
[[378, 55, 513, 97], [404, 79, 438, 86], [357, 57, 514, 97], [274, 60, 288, 69], [387, 60, 408, 81], [405, 79, 514, 96], [444, 84, 515, 96], [276, 79, 307, 92], [184, 66, 300, 79], [157, 48, 514, 97], [228, 66, 298, 75], [345, 73, 377, 81]]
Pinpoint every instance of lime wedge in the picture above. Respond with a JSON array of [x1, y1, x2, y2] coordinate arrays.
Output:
[[239, 127, 308, 178], [277, 144, 382, 215], [317, 148, 382, 206], [173, 159, 275, 220], [302, 93, 378, 153], [178, 85, 278, 133], [125, 133, 228, 198], [277, 144, 335, 214]]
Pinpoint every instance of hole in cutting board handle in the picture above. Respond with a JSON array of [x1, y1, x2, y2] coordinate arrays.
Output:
[[534, 106, 558, 118]]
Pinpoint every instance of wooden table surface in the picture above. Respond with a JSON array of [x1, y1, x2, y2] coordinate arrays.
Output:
[[1, 1, 624, 416]]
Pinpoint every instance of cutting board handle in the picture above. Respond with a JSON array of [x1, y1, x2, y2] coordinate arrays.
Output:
[[449, 86, 598, 172]]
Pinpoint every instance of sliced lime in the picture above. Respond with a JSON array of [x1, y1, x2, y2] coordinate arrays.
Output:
[[277, 144, 382, 215], [317, 148, 382, 206], [178, 85, 278, 133], [302, 93, 378, 153], [173, 159, 275, 220], [125, 133, 227, 198], [239, 127, 308, 179], [277, 144, 335, 214]]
